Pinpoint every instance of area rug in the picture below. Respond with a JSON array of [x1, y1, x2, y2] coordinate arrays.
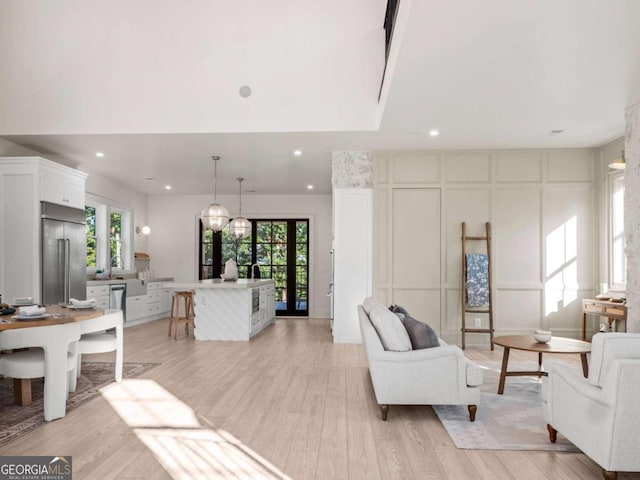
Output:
[[433, 361, 579, 452], [0, 361, 159, 448]]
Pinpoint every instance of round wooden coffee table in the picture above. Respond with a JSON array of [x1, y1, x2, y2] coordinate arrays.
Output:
[[493, 335, 591, 394]]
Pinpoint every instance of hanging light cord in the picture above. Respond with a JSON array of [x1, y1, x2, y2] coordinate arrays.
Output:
[[237, 177, 244, 215], [212, 156, 220, 203]]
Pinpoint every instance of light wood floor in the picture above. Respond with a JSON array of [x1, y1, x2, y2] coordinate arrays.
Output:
[[1, 318, 638, 480]]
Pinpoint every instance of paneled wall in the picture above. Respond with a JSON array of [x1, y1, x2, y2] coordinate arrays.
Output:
[[373, 149, 597, 345]]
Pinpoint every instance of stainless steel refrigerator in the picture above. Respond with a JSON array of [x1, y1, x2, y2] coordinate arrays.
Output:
[[41, 201, 87, 305]]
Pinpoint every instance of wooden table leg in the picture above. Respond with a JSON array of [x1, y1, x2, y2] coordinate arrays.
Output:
[[581, 312, 587, 341], [580, 353, 589, 378], [13, 378, 32, 406], [537, 352, 543, 377], [498, 346, 510, 394]]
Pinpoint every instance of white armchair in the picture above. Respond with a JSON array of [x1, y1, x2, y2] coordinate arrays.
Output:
[[358, 303, 483, 421], [543, 333, 640, 480]]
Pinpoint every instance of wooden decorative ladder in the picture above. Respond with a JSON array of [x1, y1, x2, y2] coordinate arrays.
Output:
[[461, 222, 495, 350]]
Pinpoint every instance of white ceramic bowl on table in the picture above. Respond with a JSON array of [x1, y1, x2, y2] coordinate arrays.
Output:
[[534, 329, 552, 343]]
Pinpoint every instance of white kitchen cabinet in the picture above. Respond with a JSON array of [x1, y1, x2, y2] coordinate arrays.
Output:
[[161, 288, 172, 313], [126, 295, 146, 321], [40, 168, 86, 209], [86, 285, 109, 309], [0, 157, 88, 304], [146, 281, 171, 317]]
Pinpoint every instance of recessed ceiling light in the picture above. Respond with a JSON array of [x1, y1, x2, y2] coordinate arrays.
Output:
[[429, 129, 439, 137], [239, 85, 252, 98], [145, 177, 155, 181], [307, 184, 314, 190], [294, 150, 303, 156], [95, 152, 104, 157], [550, 129, 564, 135], [165, 185, 172, 190]]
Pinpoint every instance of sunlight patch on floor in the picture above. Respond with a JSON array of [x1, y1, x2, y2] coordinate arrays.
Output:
[[101, 379, 291, 480]]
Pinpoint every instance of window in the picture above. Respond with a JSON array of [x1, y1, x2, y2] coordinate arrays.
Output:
[[86, 193, 133, 273], [610, 172, 626, 289], [199, 219, 309, 316], [110, 211, 124, 268], [86, 206, 97, 268]]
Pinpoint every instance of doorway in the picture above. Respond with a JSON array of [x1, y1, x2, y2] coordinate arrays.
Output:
[[198, 218, 309, 316]]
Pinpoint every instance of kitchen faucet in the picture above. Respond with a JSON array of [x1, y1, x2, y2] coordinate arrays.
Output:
[[251, 263, 260, 279]]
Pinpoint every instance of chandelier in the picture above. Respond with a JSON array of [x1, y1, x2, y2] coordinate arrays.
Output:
[[201, 156, 230, 231], [229, 177, 252, 239]]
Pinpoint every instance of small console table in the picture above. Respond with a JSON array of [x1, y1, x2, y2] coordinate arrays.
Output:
[[581, 299, 627, 341]]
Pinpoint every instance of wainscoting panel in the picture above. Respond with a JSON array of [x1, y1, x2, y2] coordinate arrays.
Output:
[[393, 288, 441, 334], [494, 187, 541, 284], [543, 186, 595, 287], [391, 152, 441, 184], [389, 187, 441, 329], [392, 188, 440, 286], [445, 152, 491, 183], [547, 150, 594, 183], [374, 188, 389, 287], [496, 151, 543, 183], [495, 289, 542, 332], [444, 188, 492, 285]]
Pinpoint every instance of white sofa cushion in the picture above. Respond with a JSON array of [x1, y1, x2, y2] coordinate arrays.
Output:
[[362, 297, 377, 315], [369, 304, 412, 352]]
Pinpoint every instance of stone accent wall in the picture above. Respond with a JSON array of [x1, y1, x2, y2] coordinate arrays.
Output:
[[331, 151, 372, 188], [625, 101, 640, 333]]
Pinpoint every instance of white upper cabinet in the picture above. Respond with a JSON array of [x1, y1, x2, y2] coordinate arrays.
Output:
[[40, 165, 86, 208]]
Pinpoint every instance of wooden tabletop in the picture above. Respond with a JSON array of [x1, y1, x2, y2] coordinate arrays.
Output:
[[0, 305, 105, 331], [493, 335, 591, 354]]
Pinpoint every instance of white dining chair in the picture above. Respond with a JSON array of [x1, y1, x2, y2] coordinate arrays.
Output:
[[75, 309, 123, 385], [0, 322, 81, 421]]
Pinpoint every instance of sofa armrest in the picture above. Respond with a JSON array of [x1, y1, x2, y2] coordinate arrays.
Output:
[[545, 362, 612, 407]]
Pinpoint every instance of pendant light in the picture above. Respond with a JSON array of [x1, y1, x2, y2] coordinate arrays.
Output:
[[608, 150, 626, 170], [201, 156, 230, 231], [229, 177, 252, 239]]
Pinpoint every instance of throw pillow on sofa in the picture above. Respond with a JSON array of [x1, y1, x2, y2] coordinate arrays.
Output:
[[401, 315, 440, 350], [369, 304, 412, 352], [389, 304, 411, 316]]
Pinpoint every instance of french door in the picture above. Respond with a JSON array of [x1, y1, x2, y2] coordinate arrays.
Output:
[[199, 218, 309, 316]]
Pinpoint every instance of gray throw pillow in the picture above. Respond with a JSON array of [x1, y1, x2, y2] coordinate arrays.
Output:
[[389, 304, 411, 316], [401, 315, 440, 349]]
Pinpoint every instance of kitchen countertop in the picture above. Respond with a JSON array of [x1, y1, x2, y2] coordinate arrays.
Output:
[[166, 279, 274, 289], [86, 277, 173, 286]]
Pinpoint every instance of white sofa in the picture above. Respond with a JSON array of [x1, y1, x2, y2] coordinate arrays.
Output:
[[358, 300, 483, 421], [543, 333, 640, 480]]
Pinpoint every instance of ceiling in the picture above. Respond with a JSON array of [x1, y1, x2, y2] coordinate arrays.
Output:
[[1, 0, 639, 195]]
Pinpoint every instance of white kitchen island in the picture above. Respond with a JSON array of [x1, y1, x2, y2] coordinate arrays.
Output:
[[164, 279, 275, 341]]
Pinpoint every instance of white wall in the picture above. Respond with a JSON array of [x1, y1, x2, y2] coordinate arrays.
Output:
[[373, 149, 598, 345], [332, 188, 372, 343], [147, 193, 332, 318]]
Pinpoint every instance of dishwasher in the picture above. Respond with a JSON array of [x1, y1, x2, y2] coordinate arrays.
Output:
[[109, 284, 127, 321]]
